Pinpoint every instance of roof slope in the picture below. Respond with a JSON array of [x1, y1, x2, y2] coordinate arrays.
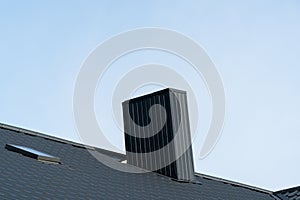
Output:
[[0, 123, 279, 199], [275, 187, 300, 200]]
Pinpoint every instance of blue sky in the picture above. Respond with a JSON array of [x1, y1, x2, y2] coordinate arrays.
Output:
[[1, 1, 300, 191]]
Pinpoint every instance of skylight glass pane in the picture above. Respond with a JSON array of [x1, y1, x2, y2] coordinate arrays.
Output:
[[5, 144, 60, 163], [11, 144, 56, 158]]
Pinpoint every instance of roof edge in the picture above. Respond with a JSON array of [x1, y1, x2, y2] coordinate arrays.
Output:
[[195, 172, 273, 195], [275, 185, 300, 193], [0, 122, 95, 150]]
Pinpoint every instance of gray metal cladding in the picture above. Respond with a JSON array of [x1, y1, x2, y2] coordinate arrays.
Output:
[[122, 88, 195, 181]]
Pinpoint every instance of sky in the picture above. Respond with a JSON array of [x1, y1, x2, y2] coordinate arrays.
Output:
[[1, 0, 300, 191]]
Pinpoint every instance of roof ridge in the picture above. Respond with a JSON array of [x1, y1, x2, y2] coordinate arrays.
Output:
[[195, 172, 273, 194], [275, 185, 300, 193], [0, 122, 95, 150]]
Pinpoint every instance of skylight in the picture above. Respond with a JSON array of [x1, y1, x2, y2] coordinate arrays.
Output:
[[5, 144, 61, 164]]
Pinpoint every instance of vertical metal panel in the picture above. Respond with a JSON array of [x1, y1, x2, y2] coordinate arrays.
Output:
[[122, 88, 195, 181]]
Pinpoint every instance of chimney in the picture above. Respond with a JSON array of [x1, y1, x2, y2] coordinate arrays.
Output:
[[122, 88, 195, 181]]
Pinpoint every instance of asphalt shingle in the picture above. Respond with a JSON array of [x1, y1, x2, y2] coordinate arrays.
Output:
[[0, 125, 282, 200]]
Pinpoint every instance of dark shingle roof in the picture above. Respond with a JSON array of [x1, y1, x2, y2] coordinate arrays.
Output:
[[275, 187, 300, 200], [0, 123, 286, 199]]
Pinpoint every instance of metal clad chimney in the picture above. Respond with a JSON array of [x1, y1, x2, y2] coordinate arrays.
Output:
[[122, 88, 195, 181]]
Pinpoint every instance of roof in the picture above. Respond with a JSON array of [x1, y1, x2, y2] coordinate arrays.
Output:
[[274, 186, 300, 200], [0, 123, 292, 199]]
